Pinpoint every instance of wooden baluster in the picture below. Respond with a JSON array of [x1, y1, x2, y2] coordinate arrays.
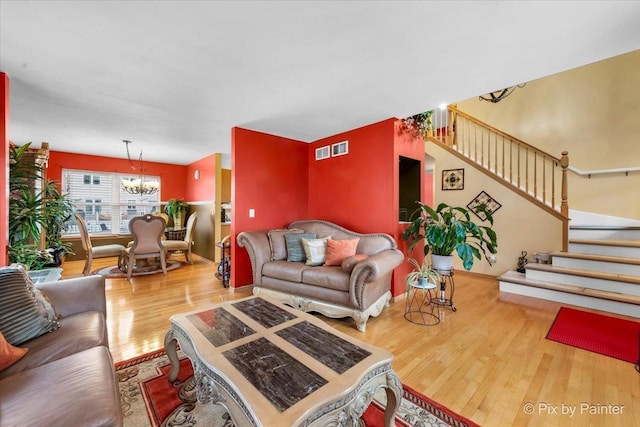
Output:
[[481, 127, 485, 167], [501, 134, 505, 180], [542, 154, 547, 206], [552, 156, 556, 210], [509, 138, 513, 184], [474, 122, 478, 161]]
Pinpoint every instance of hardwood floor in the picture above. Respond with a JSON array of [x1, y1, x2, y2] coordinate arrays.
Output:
[[61, 255, 639, 426]]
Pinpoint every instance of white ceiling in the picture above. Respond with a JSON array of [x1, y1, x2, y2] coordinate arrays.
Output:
[[2, 1, 640, 166]]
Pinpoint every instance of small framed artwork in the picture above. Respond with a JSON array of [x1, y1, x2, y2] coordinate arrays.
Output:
[[442, 168, 464, 190], [467, 191, 502, 221]]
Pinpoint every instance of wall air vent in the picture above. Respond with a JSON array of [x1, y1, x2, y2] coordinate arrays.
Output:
[[315, 146, 330, 160], [331, 141, 348, 157]]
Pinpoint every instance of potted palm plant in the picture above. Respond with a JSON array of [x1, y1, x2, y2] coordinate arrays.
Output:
[[8, 143, 75, 269], [42, 179, 75, 266], [402, 201, 498, 272], [164, 198, 188, 230]]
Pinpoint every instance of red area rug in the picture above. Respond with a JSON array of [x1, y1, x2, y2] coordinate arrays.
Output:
[[115, 349, 479, 427], [546, 307, 640, 364]]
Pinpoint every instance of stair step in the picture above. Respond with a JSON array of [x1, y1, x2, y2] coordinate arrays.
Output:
[[569, 225, 640, 241], [569, 238, 640, 248], [550, 251, 640, 276], [524, 263, 640, 296], [568, 239, 640, 258], [498, 270, 640, 318]]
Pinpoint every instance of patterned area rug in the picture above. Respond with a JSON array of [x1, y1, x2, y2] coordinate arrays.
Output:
[[92, 260, 183, 278], [116, 349, 479, 427]]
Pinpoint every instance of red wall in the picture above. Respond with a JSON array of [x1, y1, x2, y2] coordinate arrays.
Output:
[[47, 151, 187, 200], [308, 119, 397, 234], [186, 154, 216, 202], [0, 73, 8, 266], [231, 127, 309, 287], [231, 119, 426, 296], [393, 120, 427, 295]]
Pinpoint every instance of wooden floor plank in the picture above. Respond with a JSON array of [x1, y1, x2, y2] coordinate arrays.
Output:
[[59, 255, 640, 426]]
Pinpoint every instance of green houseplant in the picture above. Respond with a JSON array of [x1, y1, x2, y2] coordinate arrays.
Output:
[[42, 179, 75, 265], [8, 142, 75, 269], [164, 198, 188, 229], [405, 257, 441, 289], [402, 201, 498, 271], [402, 110, 434, 139]]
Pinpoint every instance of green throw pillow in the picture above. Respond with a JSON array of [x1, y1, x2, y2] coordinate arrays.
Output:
[[0, 266, 60, 346], [285, 232, 317, 262]]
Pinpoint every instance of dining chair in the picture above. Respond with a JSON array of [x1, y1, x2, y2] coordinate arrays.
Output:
[[75, 212, 126, 276], [125, 214, 167, 280], [162, 212, 198, 263], [152, 212, 170, 236]]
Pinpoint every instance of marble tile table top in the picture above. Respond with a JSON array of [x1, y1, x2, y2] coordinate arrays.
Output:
[[164, 295, 401, 427]]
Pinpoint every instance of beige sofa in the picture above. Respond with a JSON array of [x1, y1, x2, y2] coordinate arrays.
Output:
[[0, 271, 123, 427], [237, 220, 403, 331]]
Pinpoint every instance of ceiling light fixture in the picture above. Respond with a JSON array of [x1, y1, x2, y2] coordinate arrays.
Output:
[[121, 140, 160, 195], [479, 83, 526, 103]]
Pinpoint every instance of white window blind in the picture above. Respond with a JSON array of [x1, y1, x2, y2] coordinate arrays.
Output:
[[62, 169, 160, 236]]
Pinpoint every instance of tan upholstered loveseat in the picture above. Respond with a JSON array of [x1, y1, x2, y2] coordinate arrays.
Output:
[[0, 269, 122, 427], [237, 220, 403, 331]]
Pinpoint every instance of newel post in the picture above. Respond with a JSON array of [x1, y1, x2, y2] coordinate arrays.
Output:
[[560, 151, 569, 217], [560, 151, 569, 251], [447, 106, 456, 147]]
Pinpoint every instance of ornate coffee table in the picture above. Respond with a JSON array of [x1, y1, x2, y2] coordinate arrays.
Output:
[[164, 295, 401, 426]]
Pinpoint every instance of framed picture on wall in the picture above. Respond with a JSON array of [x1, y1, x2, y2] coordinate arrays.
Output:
[[442, 168, 464, 190], [467, 191, 502, 221]]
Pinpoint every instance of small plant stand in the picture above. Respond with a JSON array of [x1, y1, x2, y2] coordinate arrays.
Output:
[[404, 280, 440, 326], [432, 269, 456, 312]]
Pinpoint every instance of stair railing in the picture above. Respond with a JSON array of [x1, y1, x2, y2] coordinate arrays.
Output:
[[428, 105, 570, 249]]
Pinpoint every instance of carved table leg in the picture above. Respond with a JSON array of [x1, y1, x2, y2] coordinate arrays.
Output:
[[164, 329, 180, 383], [383, 371, 402, 427]]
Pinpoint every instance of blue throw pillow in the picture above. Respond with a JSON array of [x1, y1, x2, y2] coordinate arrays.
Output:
[[285, 232, 317, 262]]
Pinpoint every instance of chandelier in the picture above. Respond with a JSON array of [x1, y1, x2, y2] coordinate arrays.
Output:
[[479, 83, 526, 103], [121, 140, 160, 195]]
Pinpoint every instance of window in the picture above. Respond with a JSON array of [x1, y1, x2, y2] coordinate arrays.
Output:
[[85, 199, 94, 215], [83, 174, 101, 185], [63, 169, 160, 236]]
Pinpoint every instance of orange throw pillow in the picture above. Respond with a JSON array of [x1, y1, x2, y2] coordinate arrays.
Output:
[[0, 331, 28, 371], [324, 238, 360, 266]]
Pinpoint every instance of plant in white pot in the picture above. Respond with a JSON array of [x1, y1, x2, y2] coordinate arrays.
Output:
[[402, 201, 498, 273]]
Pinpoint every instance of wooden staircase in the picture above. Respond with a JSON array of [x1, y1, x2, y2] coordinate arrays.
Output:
[[424, 106, 639, 318], [498, 225, 640, 318]]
